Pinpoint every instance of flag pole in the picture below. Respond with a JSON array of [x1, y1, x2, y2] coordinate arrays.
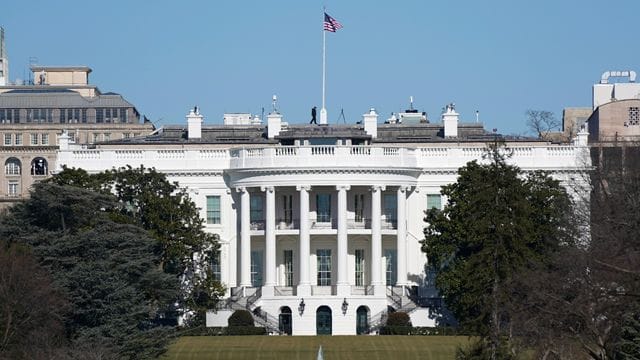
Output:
[[320, 8, 328, 124]]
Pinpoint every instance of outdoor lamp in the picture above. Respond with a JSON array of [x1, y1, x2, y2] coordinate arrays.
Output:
[[341, 298, 349, 315], [298, 298, 305, 315]]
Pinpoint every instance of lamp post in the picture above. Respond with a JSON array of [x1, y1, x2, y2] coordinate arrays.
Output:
[[298, 298, 305, 316], [341, 298, 349, 315]]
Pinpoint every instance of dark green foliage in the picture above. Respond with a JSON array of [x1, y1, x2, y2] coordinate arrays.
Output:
[[228, 310, 255, 327], [0, 183, 180, 359], [456, 339, 517, 360], [225, 326, 267, 336], [381, 312, 413, 335], [0, 242, 69, 359], [611, 311, 640, 359], [422, 143, 574, 356]]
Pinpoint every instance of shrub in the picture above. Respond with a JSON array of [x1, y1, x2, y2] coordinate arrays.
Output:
[[226, 326, 267, 336], [386, 312, 412, 327], [228, 310, 254, 327]]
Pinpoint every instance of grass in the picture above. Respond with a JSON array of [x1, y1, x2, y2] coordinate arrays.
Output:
[[163, 335, 472, 360]]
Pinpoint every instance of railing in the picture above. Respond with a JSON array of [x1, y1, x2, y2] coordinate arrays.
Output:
[[274, 287, 295, 296], [250, 220, 265, 230], [275, 219, 299, 230]]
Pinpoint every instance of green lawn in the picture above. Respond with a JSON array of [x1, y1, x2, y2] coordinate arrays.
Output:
[[163, 335, 472, 360]]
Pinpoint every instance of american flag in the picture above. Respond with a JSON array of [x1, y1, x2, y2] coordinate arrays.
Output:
[[324, 12, 343, 32]]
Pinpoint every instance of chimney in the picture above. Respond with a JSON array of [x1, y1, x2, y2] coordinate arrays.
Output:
[[442, 103, 459, 138], [267, 112, 282, 139], [187, 107, 203, 139], [58, 130, 70, 151], [574, 126, 589, 147], [363, 108, 378, 138]]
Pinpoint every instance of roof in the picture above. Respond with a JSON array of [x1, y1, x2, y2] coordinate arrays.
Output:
[[0, 88, 136, 108], [30, 65, 92, 73]]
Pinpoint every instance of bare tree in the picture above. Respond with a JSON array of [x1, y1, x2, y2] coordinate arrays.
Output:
[[526, 110, 561, 140]]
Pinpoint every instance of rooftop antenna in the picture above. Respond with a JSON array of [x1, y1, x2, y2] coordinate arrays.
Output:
[[338, 108, 346, 124], [475, 110, 479, 123], [272, 94, 278, 113], [409, 96, 414, 110]]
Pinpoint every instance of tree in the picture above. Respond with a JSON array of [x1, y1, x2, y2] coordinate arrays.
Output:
[[526, 110, 561, 140], [0, 183, 180, 359], [48, 166, 223, 320], [422, 143, 575, 359], [0, 242, 69, 359]]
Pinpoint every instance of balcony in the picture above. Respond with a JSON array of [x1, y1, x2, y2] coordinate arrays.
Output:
[[249, 217, 395, 232]]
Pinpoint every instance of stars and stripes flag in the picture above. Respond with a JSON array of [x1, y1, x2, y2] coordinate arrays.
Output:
[[324, 12, 343, 32]]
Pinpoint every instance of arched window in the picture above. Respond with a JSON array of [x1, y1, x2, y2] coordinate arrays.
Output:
[[279, 306, 292, 335], [356, 306, 370, 335], [316, 306, 332, 335], [4, 157, 21, 175], [30, 157, 48, 176]]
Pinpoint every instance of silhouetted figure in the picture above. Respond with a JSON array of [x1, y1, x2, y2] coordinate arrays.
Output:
[[310, 106, 317, 124]]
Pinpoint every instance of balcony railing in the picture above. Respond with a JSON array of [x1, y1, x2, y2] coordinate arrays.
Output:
[[249, 217, 392, 231]]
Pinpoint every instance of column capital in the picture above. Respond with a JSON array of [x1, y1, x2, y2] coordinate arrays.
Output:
[[336, 185, 351, 191], [296, 185, 312, 192], [370, 185, 386, 192], [398, 185, 411, 193], [235, 186, 247, 193], [260, 185, 275, 193]]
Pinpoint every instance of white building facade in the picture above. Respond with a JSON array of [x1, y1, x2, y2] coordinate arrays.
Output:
[[56, 106, 590, 335]]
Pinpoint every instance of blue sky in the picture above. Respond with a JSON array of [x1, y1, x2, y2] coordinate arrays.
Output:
[[2, 0, 639, 134]]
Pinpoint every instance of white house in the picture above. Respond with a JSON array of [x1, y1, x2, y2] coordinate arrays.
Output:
[[56, 104, 590, 335]]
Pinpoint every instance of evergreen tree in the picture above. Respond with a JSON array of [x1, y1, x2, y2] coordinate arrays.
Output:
[[0, 184, 179, 359], [422, 144, 575, 358]]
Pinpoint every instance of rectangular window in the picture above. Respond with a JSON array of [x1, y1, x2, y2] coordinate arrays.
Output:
[[81, 109, 87, 123], [4, 133, 11, 146], [123, 133, 131, 139], [103, 133, 111, 142], [629, 107, 640, 126], [283, 194, 293, 223], [427, 194, 442, 210], [96, 108, 104, 123], [383, 193, 397, 222], [68, 132, 76, 143], [284, 250, 294, 287], [14, 133, 22, 145], [385, 249, 397, 286], [316, 193, 331, 222], [317, 249, 332, 286], [251, 251, 263, 287], [250, 194, 264, 223], [120, 108, 128, 122], [211, 251, 221, 282], [41, 133, 49, 145], [355, 249, 365, 286], [30, 133, 38, 145], [206, 196, 221, 224], [8, 182, 19, 197], [92, 133, 100, 143], [354, 194, 365, 222]]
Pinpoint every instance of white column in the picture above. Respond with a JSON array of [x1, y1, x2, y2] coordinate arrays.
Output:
[[336, 185, 350, 296], [371, 185, 385, 295], [296, 185, 311, 296], [262, 186, 276, 296], [396, 186, 409, 287], [237, 187, 251, 289]]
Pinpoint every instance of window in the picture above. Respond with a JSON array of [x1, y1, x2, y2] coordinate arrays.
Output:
[[41, 133, 49, 145], [284, 250, 294, 287], [14, 133, 22, 145], [30, 157, 48, 176], [68, 132, 76, 143], [5, 158, 21, 175], [103, 133, 111, 141], [316, 193, 331, 222], [123, 133, 131, 139], [383, 193, 397, 222], [355, 249, 365, 286], [283, 195, 293, 223], [4, 133, 11, 146], [120, 108, 128, 122], [629, 107, 640, 126], [251, 251, 263, 287], [30, 133, 38, 145], [92, 133, 100, 143], [7, 182, 19, 197], [427, 194, 442, 210], [211, 251, 221, 282], [206, 196, 221, 224], [385, 249, 397, 286], [250, 194, 264, 223], [354, 193, 365, 222], [0, 109, 18, 123], [317, 249, 332, 286], [96, 108, 104, 123], [81, 109, 87, 123], [27, 108, 52, 123]]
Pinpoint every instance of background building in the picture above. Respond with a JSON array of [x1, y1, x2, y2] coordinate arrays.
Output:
[[57, 104, 590, 335]]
